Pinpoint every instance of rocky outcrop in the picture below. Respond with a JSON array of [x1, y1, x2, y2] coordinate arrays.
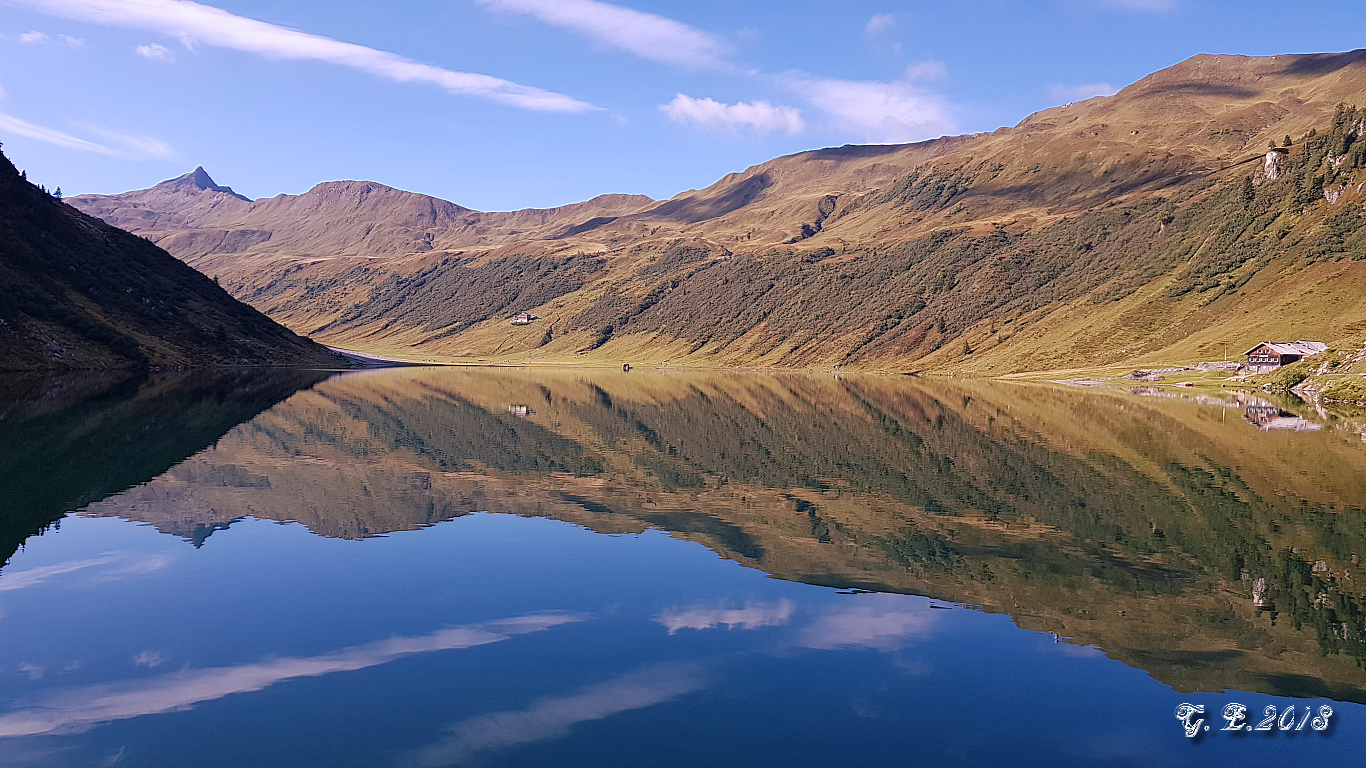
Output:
[[1265, 149, 1285, 179]]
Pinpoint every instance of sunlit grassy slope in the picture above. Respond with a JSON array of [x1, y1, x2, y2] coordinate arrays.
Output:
[[72, 51, 1366, 373]]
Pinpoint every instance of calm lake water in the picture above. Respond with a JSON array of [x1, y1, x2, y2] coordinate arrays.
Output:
[[2, 367, 1366, 767]]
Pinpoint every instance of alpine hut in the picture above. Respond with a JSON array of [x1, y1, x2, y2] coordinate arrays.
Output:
[[1243, 340, 1327, 373]]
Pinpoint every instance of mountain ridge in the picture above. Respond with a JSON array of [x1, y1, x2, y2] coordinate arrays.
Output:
[[0, 149, 345, 370], [69, 49, 1366, 373]]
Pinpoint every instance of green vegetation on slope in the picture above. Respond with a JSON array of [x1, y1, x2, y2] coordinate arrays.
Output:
[[543, 107, 1366, 370]]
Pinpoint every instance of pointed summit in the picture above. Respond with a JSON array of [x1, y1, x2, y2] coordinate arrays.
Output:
[[160, 167, 251, 201], [186, 166, 217, 188]]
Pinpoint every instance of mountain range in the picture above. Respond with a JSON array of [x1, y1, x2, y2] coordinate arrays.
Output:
[[70, 50, 1366, 373], [0, 149, 343, 370]]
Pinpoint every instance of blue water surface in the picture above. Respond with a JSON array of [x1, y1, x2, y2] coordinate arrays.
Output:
[[0, 511, 1356, 767]]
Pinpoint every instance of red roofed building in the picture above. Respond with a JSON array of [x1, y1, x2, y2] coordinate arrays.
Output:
[[1243, 340, 1327, 373]]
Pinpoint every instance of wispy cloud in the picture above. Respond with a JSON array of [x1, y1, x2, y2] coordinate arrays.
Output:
[[661, 94, 803, 134], [864, 13, 896, 36], [780, 73, 953, 144], [0, 555, 122, 589], [19, 0, 593, 112], [0, 552, 173, 590], [60, 33, 85, 47], [18, 30, 49, 43], [476, 0, 729, 71], [481, 0, 955, 144], [0, 613, 582, 738], [410, 663, 706, 766], [132, 651, 165, 668], [82, 125, 179, 159], [798, 599, 939, 651], [903, 60, 947, 82], [654, 600, 795, 633], [134, 42, 172, 60], [1048, 82, 1117, 104]]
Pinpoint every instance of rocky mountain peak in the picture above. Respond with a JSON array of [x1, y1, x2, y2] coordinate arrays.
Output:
[[163, 167, 251, 201]]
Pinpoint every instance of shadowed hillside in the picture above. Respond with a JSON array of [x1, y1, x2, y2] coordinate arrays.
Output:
[[0, 368, 332, 565], [0, 149, 344, 370], [72, 51, 1366, 372]]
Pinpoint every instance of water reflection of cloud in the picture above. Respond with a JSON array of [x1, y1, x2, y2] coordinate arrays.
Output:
[[0, 613, 582, 738], [654, 600, 794, 634], [409, 663, 706, 767], [799, 597, 939, 651], [0, 556, 119, 591], [1051, 642, 1105, 659], [0, 553, 171, 592], [132, 651, 164, 668]]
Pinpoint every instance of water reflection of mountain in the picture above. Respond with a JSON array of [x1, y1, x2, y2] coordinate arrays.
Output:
[[0, 368, 332, 564], [69, 368, 1366, 702]]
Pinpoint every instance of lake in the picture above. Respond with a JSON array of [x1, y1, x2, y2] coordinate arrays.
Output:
[[1, 366, 1364, 767]]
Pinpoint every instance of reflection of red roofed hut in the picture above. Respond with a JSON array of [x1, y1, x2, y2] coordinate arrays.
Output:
[[1244, 402, 1281, 427], [1261, 416, 1322, 431], [1243, 340, 1326, 373]]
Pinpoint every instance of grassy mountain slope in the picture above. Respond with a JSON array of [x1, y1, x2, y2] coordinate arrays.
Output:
[[70, 169, 655, 270], [0, 150, 344, 370], [72, 51, 1366, 372]]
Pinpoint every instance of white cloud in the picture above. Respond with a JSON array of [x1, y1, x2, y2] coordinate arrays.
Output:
[[0, 555, 122, 589], [655, 600, 794, 633], [864, 13, 896, 36], [82, 126, 179, 160], [661, 94, 804, 134], [781, 73, 953, 144], [0, 552, 174, 590], [19, 0, 593, 112], [19, 30, 49, 43], [132, 651, 164, 668], [18, 664, 44, 681], [90, 555, 173, 581], [134, 42, 171, 60], [0, 613, 582, 738], [1048, 82, 1117, 104], [903, 60, 947, 82], [799, 599, 939, 651], [60, 33, 84, 47], [477, 0, 729, 71], [410, 663, 706, 767]]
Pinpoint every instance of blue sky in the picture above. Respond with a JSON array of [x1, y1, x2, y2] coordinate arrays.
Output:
[[1, 0, 1364, 210]]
